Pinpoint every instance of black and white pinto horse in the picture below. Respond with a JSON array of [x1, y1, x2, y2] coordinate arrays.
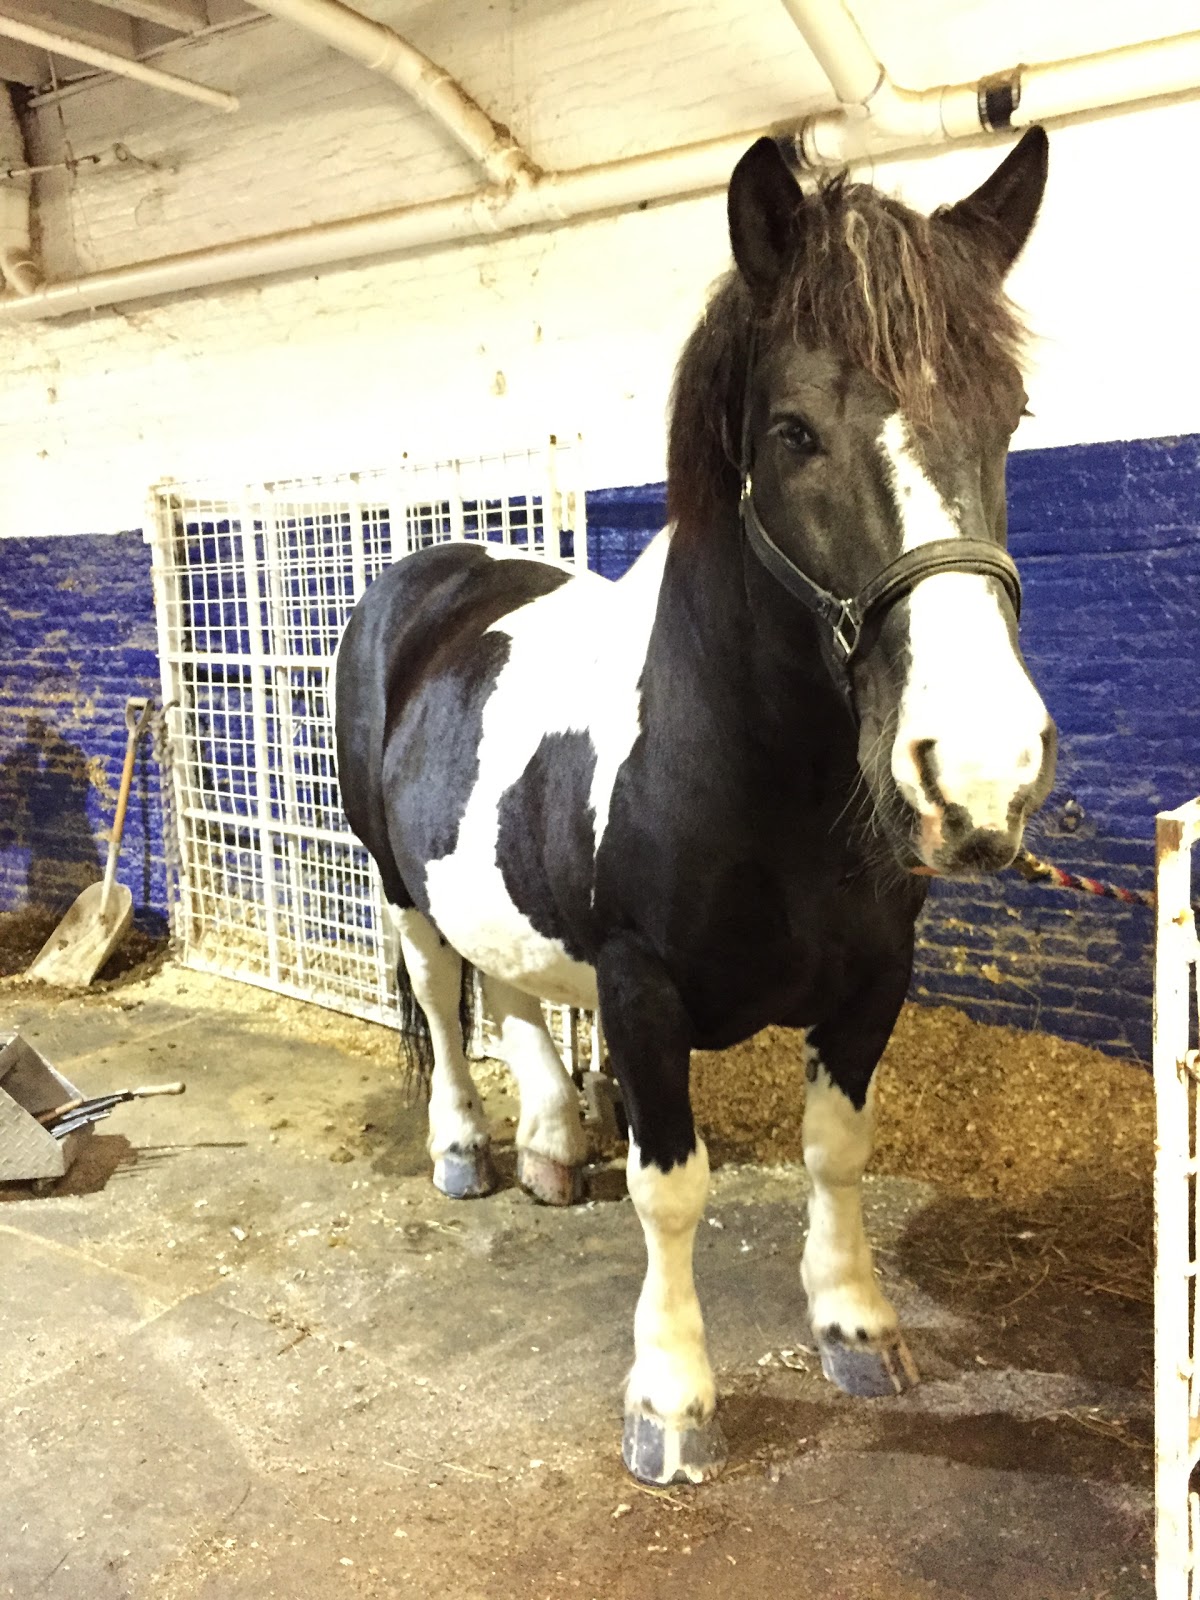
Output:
[[334, 128, 1055, 1486]]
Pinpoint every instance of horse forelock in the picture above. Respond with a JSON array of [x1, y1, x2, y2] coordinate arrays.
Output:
[[666, 173, 1029, 537]]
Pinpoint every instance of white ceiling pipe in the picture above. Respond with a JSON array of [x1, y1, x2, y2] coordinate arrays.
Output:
[[13, 7, 1200, 326], [0, 14, 238, 111], [249, 0, 539, 187], [0, 128, 763, 321], [0, 85, 37, 295], [782, 0, 1200, 165], [1012, 32, 1200, 129], [781, 0, 988, 162], [800, 76, 982, 164], [777, 0, 881, 107]]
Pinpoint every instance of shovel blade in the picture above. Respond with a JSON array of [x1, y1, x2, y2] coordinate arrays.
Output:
[[26, 883, 134, 987]]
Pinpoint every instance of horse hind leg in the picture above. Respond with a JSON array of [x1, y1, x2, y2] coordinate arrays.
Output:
[[481, 975, 587, 1205], [390, 906, 496, 1199]]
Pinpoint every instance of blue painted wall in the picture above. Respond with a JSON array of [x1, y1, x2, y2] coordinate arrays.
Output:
[[0, 531, 167, 933], [1, 435, 1196, 1054]]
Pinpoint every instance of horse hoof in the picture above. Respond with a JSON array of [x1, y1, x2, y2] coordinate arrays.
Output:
[[517, 1149, 584, 1206], [432, 1145, 497, 1199], [622, 1410, 727, 1486], [818, 1330, 919, 1397]]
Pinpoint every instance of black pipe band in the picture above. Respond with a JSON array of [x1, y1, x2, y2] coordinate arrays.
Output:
[[978, 75, 1020, 132]]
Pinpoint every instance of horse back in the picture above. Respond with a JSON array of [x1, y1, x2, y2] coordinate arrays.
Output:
[[333, 543, 570, 906]]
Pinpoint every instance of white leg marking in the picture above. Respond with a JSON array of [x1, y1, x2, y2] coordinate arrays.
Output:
[[482, 975, 586, 1167], [625, 1140, 716, 1427], [801, 1056, 897, 1342], [391, 907, 489, 1160]]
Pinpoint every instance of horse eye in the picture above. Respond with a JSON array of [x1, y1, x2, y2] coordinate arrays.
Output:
[[773, 417, 820, 456]]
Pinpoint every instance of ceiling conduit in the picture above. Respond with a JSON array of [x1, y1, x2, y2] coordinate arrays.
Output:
[[2, 8, 1200, 320], [0, 84, 38, 296], [0, 13, 237, 111], [781, 0, 1200, 164], [248, 0, 539, 187], [0, 129, 760, 320]]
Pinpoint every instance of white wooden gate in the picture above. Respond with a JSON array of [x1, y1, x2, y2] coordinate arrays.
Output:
[[147, 442, 586, 1031], [1155, 797, 1200, 1598]]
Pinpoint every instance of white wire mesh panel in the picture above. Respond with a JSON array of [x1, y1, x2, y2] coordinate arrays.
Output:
[[148, 443, 587, 1029], [1154, 797, 1200, 1600]]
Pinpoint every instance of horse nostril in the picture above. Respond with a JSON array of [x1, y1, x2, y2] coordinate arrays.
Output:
[[909, 739, 942, 808]]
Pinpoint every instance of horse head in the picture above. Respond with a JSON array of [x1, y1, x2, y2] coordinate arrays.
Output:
[[723, 130, 1056, 878]]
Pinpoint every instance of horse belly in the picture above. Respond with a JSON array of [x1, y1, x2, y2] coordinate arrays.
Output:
[[424, 843, 599, 1008]]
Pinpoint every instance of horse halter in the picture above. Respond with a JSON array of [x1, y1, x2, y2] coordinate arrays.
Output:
[[737, 334, 1023, 708]]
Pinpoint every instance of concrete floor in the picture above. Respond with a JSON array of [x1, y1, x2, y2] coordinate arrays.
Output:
[[1, 970, 1152, 1599]]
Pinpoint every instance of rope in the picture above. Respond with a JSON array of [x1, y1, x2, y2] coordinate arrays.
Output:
[[1012, 848, 1157, 909]]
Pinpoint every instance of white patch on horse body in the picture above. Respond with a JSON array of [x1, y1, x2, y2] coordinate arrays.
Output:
[[878, 414, 1049, 835], [625, 1138, 717, 1427], [801, 1052, 898, 1341], [481, 973, 586, 1167], [388, 905, 489, 1158], [422, 534, 669, 1007]]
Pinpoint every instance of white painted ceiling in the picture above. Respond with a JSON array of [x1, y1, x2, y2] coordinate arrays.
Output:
[[0, 0, 252, 91], [856, 0, 1200, 86], [0, 0, 1197, 117]]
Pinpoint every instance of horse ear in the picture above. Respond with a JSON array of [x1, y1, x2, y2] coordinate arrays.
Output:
[[728, 137, 803, 304], [939, 126, 1048, 273]]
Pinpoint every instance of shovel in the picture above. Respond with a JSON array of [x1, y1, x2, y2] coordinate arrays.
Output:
[[28, 698, 155, 987]]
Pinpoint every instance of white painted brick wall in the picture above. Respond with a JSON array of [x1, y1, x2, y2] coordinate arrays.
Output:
[[0, 1, 1197, 538]]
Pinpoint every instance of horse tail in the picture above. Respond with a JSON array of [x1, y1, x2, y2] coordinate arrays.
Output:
[[395, 948, 478, 1103]]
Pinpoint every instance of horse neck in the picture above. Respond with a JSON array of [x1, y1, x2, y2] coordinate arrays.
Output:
[[642, 504, 857, 785]]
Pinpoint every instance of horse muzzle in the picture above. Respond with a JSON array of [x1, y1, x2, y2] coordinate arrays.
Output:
[[904, 721, 1057, 877], [922, 811, 1024, 876]]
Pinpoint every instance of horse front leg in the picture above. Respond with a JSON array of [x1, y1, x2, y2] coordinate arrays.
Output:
[[597, 933, 727, 1486], [801, 983, 919, 1398]]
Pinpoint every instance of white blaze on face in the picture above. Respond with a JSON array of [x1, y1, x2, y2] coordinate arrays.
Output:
[[879, 413, 1049, 845]]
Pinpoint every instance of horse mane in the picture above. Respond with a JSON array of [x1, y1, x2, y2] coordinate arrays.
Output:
[[666, 171, 1028, 533]]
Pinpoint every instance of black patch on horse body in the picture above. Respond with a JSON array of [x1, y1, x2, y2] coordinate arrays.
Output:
[[496, 730, 599, 962], [383, 630, 512, 909]]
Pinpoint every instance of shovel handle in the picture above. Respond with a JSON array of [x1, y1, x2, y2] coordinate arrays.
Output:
[[100, 699, 153, 915]]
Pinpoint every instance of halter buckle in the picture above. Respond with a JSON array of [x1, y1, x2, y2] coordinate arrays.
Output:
[[831, 601, 862, 661]]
